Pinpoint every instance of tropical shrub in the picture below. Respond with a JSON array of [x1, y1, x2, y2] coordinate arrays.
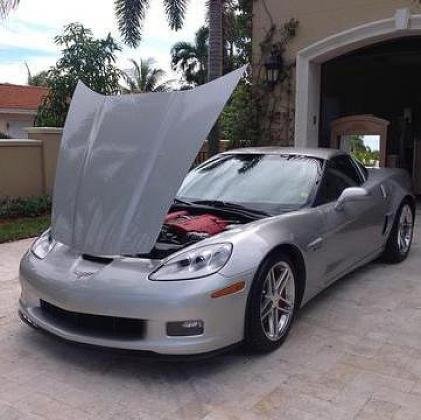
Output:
[[35, 23, 121, 127], [0, 195, 51, 219], [221, 82, 259, 147]]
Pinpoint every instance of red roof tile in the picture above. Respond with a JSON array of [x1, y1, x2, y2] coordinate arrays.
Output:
[[0, 84, 48, 110]]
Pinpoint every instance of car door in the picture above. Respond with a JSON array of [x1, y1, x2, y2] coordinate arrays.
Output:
[[315, 156, 384, 284]]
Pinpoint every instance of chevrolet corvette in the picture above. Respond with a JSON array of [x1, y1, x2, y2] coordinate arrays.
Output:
[[19, 147, 415, 355]]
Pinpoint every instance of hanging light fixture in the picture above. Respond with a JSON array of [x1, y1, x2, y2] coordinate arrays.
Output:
[[264, 46, 283, 89]]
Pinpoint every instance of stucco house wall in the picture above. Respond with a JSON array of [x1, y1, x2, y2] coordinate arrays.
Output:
[[252, 0, 421, 146]]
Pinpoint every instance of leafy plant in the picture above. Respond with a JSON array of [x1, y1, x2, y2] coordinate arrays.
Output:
[[35, 23, 122, 127], [0, 195, 51, 219], [221, 81, 259, 146]]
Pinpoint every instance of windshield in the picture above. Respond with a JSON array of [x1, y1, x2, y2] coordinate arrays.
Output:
[[177, 154, 320, 215]]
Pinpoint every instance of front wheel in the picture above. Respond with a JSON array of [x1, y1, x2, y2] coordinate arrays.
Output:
[[382, 202, 414, 263], [245, 252, 298, 353]]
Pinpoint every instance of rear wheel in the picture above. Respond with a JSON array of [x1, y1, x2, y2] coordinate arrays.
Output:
[[382, 202, 414, 263], [245, 252, 298, 352]]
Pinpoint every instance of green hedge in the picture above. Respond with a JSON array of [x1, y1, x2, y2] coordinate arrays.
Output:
[[0, 195, 52, 219]]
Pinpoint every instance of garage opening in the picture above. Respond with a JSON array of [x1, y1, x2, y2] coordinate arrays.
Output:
[[319, 37, 421, 192]]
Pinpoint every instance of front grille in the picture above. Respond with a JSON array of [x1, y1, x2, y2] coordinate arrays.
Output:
[[40, 300, 145, 339]]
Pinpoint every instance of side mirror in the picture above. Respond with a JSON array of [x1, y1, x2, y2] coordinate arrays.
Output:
[[335, 187, 370, 211]]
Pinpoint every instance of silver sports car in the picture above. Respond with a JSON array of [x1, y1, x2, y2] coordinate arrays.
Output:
[[19, 147, 415, 355]]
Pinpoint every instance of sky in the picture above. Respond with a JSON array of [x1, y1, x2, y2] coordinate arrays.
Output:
[[362, 135, 380, 151], [0, 0, 207, 85]]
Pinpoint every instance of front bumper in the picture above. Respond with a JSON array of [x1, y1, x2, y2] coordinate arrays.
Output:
[[19, 247, 253, 355]]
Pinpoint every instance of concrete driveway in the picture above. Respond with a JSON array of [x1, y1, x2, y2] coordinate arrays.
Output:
[[1, 213, 421, 420]]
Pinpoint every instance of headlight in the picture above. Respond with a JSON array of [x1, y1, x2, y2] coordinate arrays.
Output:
[[149, 243, 232, 281], [31, 229, 56, 259]]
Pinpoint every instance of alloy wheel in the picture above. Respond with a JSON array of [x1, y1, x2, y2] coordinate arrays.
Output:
[[260, 261, 295, 341], [397, 204, 414, 255]]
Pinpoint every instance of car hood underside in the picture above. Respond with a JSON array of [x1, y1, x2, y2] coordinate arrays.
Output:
[[51, 66, 246, 256]]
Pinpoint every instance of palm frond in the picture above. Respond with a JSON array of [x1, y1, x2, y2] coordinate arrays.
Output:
[[114, 0, 149, 48], [123, 57, 168, 93], [170, 41, 196, 69], [162, 0, 188, 30], [0, 0, 19, 18], [145, 66, 166, 92]]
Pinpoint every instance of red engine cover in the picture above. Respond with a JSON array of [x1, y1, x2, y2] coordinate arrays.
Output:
[[164, 211, 228, 235]]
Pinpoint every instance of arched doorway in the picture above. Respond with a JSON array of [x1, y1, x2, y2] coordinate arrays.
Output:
[[320, 37, 421, 175], [295, 8, 421, 148], [295, 9, 421, 192]]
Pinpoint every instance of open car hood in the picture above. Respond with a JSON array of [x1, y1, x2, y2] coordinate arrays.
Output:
[[51, 66, 246, 256]]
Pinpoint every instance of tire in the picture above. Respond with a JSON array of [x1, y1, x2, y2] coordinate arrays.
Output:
[[245, 251, 298, 353], [382, 201, 415, 264]]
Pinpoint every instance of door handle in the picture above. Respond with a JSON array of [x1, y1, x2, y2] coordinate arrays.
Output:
[[380, 184, 388, 200]]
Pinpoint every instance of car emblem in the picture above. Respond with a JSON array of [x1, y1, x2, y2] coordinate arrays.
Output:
[[74, 270, 95, 280]]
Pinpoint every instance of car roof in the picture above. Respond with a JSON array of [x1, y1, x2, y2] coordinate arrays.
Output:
[[221, 147, 347, 161]]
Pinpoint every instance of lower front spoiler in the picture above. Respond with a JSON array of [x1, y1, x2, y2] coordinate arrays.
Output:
[[18, 309, 240, 361], [18, 299, 243, 357]]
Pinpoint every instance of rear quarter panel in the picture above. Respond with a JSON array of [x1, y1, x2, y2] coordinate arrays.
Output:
[[367, 167, 414, 218]]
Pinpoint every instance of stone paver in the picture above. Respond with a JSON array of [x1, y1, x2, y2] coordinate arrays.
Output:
[[1, 214, 421, 419]]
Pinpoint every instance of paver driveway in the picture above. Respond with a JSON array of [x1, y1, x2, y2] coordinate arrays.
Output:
[[1, 210, 421, 420]]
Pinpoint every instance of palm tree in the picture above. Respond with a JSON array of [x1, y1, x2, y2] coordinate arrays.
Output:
[[122, 58, 171, 93], [171, 26, 209, 86], [0, 0, 19, 18], [207, 1, 224, 82], [207, 0, 224, 155]]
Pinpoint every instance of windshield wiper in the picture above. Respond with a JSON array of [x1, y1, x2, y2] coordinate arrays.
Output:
[[191, 200, 270, 217]]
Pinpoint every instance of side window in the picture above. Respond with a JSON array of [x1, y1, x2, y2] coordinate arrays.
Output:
[[330, 156, 363, 186], [316, 166, 351, 205], [354, 158, 368, 182]]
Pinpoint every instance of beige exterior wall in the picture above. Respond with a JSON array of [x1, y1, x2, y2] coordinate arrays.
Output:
[[0, 140, 44, 198], [25, 127, 62, 193], [252, 0, 421, 146], [254, 0, 421, 60], [0, 128, 62, 199]]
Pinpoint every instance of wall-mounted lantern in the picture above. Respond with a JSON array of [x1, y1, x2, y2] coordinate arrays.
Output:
[[264, 46, 283, 89]]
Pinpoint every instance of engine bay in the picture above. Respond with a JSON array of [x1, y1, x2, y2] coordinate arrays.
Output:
[[138, 208, 247, 259], [161, 211, 231, 242]]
